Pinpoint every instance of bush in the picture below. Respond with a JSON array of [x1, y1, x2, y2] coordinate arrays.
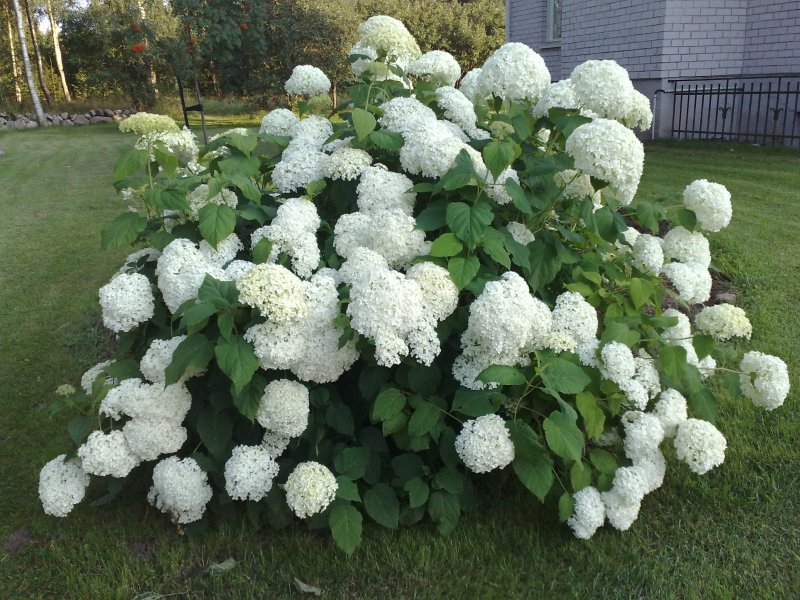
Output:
[[40, 16, 790, 553]]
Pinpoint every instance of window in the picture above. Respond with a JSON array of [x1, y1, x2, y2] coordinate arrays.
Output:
[[547, 0, 562, 42]]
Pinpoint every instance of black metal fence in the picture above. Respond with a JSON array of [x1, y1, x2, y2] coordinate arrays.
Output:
[[669, 74, 800, 146]]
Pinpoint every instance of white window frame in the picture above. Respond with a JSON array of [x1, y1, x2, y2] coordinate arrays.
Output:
[[546, 0, 562, 43]]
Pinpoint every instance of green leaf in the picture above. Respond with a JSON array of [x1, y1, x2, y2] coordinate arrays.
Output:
[[439, 149, 476, 191], [382, 412, 408, 436], [482, 139, 519, 179], [232, 373, 266, 420], [539, 357, 591, 395], [482, 229, 511, 268], [181, 302, 218, 330], [447, 256, 480, 290], [352, 108, 377, 140], [544, 410, 585, 462], [252, 237, 273, 264], [570, 461, 592, 492], [659, 345, 688, 382], [225, 132, 258, 154], [68, 415, 92, 446], [164, 334, 215, 386], [326, 402, 355, 437], [452, 388, 504, 417], [427, 491, 460, 535], [446, 201, 494, 247], [589, 449, 618, 475], [113, 148, 150, 182], [371, 388, 406, 422], [404, 478, 429, 509], [335, 476, 361, 502], [576, 391, 605, 439], [102, 359, 141, 381], [237, 204, 272, 225], [305, 179, 327, 198], [601, 322, 641, 347], [197, 407, 233, 459], [407, 401, 441, 437], [507, 420, 554, 501], [363, 483, 400, 529], [215, 336, 260, 394], [433, 467, 464, 495], [558, 492, 575, 523], [416, 201, 448, 231], [392, 453, 424, 481], [629, 278, 652, 310], [334, 447, 371, 480], [198, 275, 239, 309], [429, 233, 464, 257], [219, 154, 260, 179], [198, 203, 236, 248], [329, 502, 362, 555], [693, 334, 716, 360], [407, 364, 441, 396], [503, 178, 533, 216], [476, 365, 527, 386], [677, 208, 697, 230], [101, 212, 147, 250], [635, 201, 662, 233], [369, 129, 404, 150], [527, 240, 562, 293]]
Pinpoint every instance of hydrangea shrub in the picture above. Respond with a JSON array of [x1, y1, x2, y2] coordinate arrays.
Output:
[[42, 16, 790, 552]]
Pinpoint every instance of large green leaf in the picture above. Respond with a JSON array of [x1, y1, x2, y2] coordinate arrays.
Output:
[[407, 401, 441, 437], [329, 502, 362, 555], [369, 130, 404, 150], [113, 148, 150, 182], [334, 447, 371, 480], [539, 357, 591, 395], [543, 410, 585, 462], [476, 365, 527, 386], [451, 388, 504, 417], [233, 373, 266, 420], [352, 108, 377, 140], [404, 478, 429, 509], [164, 334, 215, 386], [575, 391, 605, 440], [447, 256, 480, 290], [215, 336, 260, 394], [429, 233, 464, 257], [446, 201, 493, 247], [363, 483, 400, 529], [101, 212, 147, 250], [196, 407, 233, 459], [482, 139, 519, 179], [527, 239, 562, 292], [371, 388, 406, 422], [198, 203, 236, 248], [427, 491, 460, 535], [198, 275, 239, 309], [335, 476, 361, 502], [507, 420, 554, 501]]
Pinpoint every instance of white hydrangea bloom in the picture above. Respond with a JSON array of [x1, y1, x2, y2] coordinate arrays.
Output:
[[455, 414, 515, 473], [251, 198, 321, 279], [568, 486, 605, 539], [653, 388, 688, 437], [600, 342, 636, 386], [435, 86, 482, 137], [261, 431, 291, 459], [338, 246, 389, 287], [565, 118, 644, 205], [98, 273, 154, 333], [662, 226, 711, 267], [223, 260, 256, 282], [622, 89, 653, 131], [576, 338, 601, 368], [453, 272, 552, 389], [187, 184, 238, 221], [506, 221, 536, 246], [378, 96, 437, 136], [399, 125, 467, 179], [39, 454, 90, 517], [80, 360, 115, 394], [198, 233, 243, 269], [288, 115, 334, 148], [634, 355, 661, 400], [661, 308, 691, 343], [259, 108, 298, 136], [619, 226, 640, 250], [148, 456, 212, 524], [406, 262, 459, 321], [119, 247, 161, 274], [334, 209, 430, 269], [256, 379, 310, 438], [357, 165, 416, 215], [620, 379, 649, 411], [532, 79, 579, 118], [357, 15, 421, 67], [485, 167, 519, 205], [409, 51, 461, 86], [739, 351, 791, 410], [236, 263, 308, 323], [284, 461, 338, 518], [458, 67, 483, 103], [100, 379, 192, 424], [556, 169, 598, 202], [476, 42, 550, 102], [272, 147, 330, 194], [224, 445, 280, 502], [661, 262, 712, 305], [601, 488, 641, 531], [635, 450, 667, 494], [348, 41, 380, 76], [551, 291, 599, 348], [683, 179, 732, 232], [611, 465, 650, 504], [155, 239, 226, 314], [140, 335, 203, 384], [284, 65, 331, 96], [123, 417, 187, 461], [326, 147, 373, 181], [570, 60, 635, 121], [77, 430, 141, 478], [120, 112, 179, 135], [632, 234, 664, 276], [674, 418, 726, 475], [695, 304, 752, 341], [621, 410, 665, 461]]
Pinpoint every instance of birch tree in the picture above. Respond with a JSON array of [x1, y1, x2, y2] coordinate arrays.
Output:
[[10, 0, 44, 122]]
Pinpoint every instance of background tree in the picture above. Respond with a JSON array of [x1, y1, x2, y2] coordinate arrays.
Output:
[[10, 0, 44, 120], [4, 1, 23, 102], [22, 0, 53, 104], [44, 0, 71, 101]]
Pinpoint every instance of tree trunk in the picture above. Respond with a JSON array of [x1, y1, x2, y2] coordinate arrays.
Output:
[[10, 0, 45, 122], [45, 0, 70, 102], [5, 3, 22, 102], [136, 0, 158, 97], [22, 0, 53, 105]]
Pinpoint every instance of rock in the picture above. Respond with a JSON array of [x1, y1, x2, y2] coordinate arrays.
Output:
[[51, 116, 62, 125], [89, 109, 96, 117], [63, 119, 74, 127], [25, 120, 38, 128], [90, 115, 112, 123], [112, 114, 124, 122], [60, 112, 69, 120], [713, 292, 737, 304], [13, 118, 28, 128], [73, 115, 89, 125]]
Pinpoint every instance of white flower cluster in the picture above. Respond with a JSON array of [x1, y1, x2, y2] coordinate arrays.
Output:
[[98, 273, 154, 333], [632, 233, 664, 276], [532, 79, 578, 118], [568, 486, 606, 539], [739, 351, 791, 410], [455, 414, 515, 473], [186, 184, 238, 221], [224, 445, 280, 502], [653, 388, 688, 437], [661, 226, 711, 267], [39, 455, 90, 517], [236, 263, 308, 324], [77, 430, 141, 478], [80, 360, 115, 394], [695, 304, 752, 341], [409, 50, 461, 86], [571, 60, 634, 121], [335, 208, 430, 269], [260, 108, 298, 137], [683, 179, 732, 232], [485, 167, 520, 205], [256, 379, 310, 439], [453, 272, 551, 389], [550, 291, 599, 357], [476, 42, 550, 102], [140, 335, 202, 384], [565, 118, 644, 205], [458, 68, 483, 103], [661, 261, 712, 305], [284, 65, 331, 97], [326, 147, 373, 181], [356, 165, 416, 215], [272, 146, 330, 194], [155, 238, 228, 313], [119, 112, 179, 136], [435, 86, 487, 140], [136, 127, 199, 164], [506, 221, 536, 245], [674, 418, 727, 475], [251, 198, 321, 278], [661, 308, 717, 376], [284, 461, 338, 518], [354, 15, 421, 70], [148, 456, 212, 524]]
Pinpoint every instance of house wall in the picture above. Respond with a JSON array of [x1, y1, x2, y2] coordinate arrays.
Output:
[[742, 0, 800, 74]]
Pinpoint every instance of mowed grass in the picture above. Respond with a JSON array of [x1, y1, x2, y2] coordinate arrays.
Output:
[[0, 127, 798, 599]]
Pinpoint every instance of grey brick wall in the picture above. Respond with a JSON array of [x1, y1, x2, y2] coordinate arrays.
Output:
[[743, 0, 800, 74]]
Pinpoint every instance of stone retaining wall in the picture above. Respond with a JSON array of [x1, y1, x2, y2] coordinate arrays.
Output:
[[0, 108, 138, 131]]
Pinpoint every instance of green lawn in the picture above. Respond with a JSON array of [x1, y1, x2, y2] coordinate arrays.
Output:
[[1, 127, 798, 599]]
